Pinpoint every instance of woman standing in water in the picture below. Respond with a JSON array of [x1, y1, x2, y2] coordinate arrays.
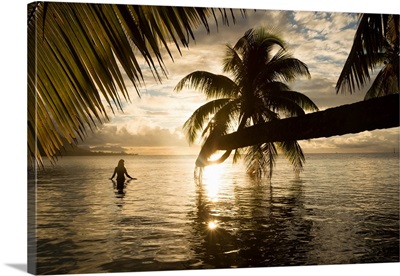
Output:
[[110, 159, 135, 192]]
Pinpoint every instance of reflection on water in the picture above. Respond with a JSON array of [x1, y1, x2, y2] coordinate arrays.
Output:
[[189, 168, 316, 268], [31, 154, 399, 274]]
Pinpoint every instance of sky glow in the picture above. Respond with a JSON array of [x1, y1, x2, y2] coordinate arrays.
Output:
[[70, 1, 400, 155]]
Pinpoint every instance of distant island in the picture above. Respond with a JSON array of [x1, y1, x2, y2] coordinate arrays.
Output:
[[53, 141, 138, 156], [61, 150, 139, 156]]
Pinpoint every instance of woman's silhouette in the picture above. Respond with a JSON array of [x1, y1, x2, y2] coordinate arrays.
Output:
[[110, 159, 135, 192]]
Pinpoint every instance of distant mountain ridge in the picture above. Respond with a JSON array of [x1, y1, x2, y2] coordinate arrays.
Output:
[[52, 138, 137, 156]]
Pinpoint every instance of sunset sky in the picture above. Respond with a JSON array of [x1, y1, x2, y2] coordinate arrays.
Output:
[[0, 1, 398, 275], [75, 1, 399, 155]]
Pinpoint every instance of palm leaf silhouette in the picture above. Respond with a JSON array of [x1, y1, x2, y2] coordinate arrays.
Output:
[[28, 2, 245, 166]]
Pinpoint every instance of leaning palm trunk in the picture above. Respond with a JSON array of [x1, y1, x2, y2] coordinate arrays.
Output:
[[28, 2, 245, 166], [176, 27, 318, 178], [216, 94, 399, 151], [192, 94, 399, 170]]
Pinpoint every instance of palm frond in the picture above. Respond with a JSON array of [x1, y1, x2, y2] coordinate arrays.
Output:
[[222, 45, 244, 81], [365, 60, 399, 99], [174, 71, 238, 99], [28, 2, 243, 165], [262, 49, 311, 82], [232, 28, 254, 52], [234, 27, 285, 55], [210, 98, 241, 134], [277, 140, 305, 174], [183, 98, 233, 144], [245, 143, 278, 179], [336, 14, 399, 95], [262, 89, 319, 115], [232, 148, 243, 164], [386, 14, 399, 46]]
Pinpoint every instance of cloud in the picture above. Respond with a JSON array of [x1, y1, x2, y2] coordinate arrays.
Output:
[[291, 76, 365, 110], [81, 124, 200, 155], [300, 129, 399, 153], [81, 7, 397, 155], [83, 125, 185, 146]]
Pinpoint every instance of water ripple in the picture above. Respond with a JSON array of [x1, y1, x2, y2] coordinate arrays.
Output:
[[33, 154, 399, 274]]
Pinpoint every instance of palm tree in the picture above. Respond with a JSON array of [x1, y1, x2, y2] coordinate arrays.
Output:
[[175, 27, 318, 178], [28, 2, 244, 166], [197, 14, 399, 158], [336, 14, 399, 98]]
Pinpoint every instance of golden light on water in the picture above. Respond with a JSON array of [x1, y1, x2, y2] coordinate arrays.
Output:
[[203, 164, 224, 202], [208, 220, 218, 230], [202, 162, 227, 232]]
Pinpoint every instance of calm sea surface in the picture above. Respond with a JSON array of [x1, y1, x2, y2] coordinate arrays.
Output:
[[29, 153, 399, 274]]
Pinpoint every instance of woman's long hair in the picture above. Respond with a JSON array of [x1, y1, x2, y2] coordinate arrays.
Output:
[[117, 159, 125, 168]]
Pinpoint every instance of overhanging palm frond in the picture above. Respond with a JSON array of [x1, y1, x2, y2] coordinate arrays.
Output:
[[174, 71, 238, 99], [336, 14, 385, 94], [336, 13, 399, 96], [277, 140, 305, 174], [245, 143, 278, 179], [28, 2, 244, 166]]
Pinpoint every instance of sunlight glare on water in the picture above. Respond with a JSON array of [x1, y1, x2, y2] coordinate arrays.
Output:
[[202, 164, 224, 202], [208, 220, 218, 230]]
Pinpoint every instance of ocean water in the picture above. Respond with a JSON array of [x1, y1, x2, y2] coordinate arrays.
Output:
[[29, 153, 399, 274]]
